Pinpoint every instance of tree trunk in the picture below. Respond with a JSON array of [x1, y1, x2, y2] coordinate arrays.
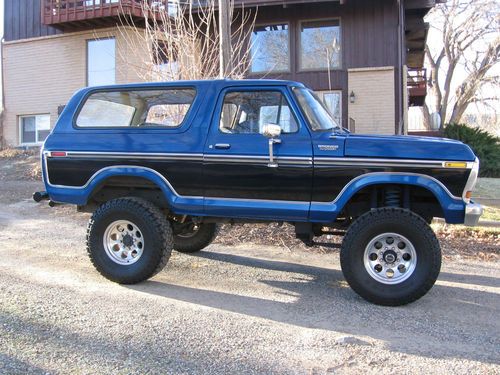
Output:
[[421, 104, 432, 130], [218, 0, 232, 78]]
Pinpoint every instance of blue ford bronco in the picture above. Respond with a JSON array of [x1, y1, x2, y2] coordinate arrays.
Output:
[[34, 79, 483, 306]]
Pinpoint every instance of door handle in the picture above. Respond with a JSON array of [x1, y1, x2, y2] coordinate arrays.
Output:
[[214, 143, 231, 150]]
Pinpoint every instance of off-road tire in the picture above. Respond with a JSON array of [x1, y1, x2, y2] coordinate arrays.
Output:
[[340, 208, 441, 306], [86, 197, 173, 284], [174, 223, 219, 253]]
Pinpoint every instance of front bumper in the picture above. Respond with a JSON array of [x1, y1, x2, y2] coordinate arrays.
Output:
[[464, 202, 483, 226]]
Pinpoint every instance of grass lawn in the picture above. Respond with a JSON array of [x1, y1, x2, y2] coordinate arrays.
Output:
[[475, 178, 500, 200], [482, 206, 500, 221]]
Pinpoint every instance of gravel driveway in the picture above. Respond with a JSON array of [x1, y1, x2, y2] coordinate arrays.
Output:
[[0, 179, 499, 374]]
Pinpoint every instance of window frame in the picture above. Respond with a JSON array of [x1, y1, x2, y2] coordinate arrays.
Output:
[[217, 88, 300, 135], [297, 18, 342, 73], [315, 90, 343, 127], [249, 22, 292, 74], [86, 37, 116, 87], [73, 86, 198, 131], [19, 114, 51, 146]]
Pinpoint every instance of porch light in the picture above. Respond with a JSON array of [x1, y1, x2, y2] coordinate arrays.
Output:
[[349, 91, 356, 103]]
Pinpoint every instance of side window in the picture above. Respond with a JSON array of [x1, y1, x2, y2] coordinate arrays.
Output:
[[219, 91, 298, 134], [76, 88, 196, 128]]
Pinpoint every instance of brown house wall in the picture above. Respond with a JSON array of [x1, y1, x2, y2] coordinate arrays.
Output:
[[4, 0, 62, 42], [246, 0, 402, 130]]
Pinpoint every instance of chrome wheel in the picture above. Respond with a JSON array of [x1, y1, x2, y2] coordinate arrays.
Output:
[[103, 220, 144, 265], [363, 232, 417, 285]]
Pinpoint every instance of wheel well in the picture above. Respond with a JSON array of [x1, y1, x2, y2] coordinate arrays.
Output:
[[84, 176, 169, 211], [340, 184, 443, 222]]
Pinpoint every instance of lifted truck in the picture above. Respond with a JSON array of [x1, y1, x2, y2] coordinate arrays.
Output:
[[34, 79, 483, 306]]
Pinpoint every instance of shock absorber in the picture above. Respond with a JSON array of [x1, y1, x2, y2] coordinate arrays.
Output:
[[385, 186, 401, 207]]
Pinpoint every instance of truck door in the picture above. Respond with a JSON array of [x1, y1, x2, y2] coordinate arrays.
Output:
[[203, 86, 313, 221]]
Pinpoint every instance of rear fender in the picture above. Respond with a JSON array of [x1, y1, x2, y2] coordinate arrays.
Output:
[[44, 165, 204, 215]]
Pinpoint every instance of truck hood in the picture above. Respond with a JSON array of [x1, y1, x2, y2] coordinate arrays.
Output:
[[344, 134, 476, 161]]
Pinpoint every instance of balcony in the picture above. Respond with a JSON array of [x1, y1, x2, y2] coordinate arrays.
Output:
[[42, 0, 169, 30], [407, 68, 427, 107]]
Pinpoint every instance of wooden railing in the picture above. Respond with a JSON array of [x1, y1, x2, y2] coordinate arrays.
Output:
[[407, 68, 427, 106], [407, 68, 426, 91], [42, 0, 168, 26]]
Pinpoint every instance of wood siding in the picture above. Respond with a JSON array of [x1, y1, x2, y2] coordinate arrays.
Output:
[[246, 0, 401, 130], [4, 0, 62, 42]]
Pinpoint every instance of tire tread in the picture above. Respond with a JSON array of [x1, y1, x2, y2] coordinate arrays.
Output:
[[86, 197, 173, 283], [340, 208, 441, 306]]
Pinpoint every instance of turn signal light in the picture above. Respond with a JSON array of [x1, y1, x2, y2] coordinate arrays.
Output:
[[444, 162, 467, 168], [465, 191, 473, 200]]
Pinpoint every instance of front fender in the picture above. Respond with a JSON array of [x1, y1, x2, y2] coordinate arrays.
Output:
[[45, 165, 204, 215], [309, 172, 465, 224]]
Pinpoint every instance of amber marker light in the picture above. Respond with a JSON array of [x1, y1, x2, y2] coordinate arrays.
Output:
[[444, 161, 467, 168]]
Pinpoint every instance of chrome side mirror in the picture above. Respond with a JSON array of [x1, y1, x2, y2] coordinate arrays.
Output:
[[261, 124, 282, 168], [262, 124, 282, 138]]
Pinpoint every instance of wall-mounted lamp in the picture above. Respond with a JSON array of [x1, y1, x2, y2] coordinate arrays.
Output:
[[349, 91, 356, 103]]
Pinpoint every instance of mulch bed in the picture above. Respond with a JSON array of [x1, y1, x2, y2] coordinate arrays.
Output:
[[214, 222, 500, 262]]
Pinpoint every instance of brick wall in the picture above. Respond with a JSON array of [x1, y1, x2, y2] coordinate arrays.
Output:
[[2, 27, 149, 146], [347, 67, 396, 135]]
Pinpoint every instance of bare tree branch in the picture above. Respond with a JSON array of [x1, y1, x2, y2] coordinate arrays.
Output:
[[117, 0, 256, 82], [424, 0, 500, 129]]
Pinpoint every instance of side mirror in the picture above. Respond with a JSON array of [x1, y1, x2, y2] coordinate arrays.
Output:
[[262, 124, 282, 138]]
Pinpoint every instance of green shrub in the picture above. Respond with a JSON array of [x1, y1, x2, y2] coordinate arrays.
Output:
[[444, 123, 500, 177]]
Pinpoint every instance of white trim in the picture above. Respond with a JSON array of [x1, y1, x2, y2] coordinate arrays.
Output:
[[44, 151, 469, 204], [347, 66, 395, 73], [19, 114, 51, 146], [463, 157, 479, 203], [44, 156, 463, 204]]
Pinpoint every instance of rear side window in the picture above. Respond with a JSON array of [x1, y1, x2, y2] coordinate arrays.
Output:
[[76, 88, 196, 128]]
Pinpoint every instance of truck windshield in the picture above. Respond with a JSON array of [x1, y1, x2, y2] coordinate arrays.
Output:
[[292, 87, 339, 131]]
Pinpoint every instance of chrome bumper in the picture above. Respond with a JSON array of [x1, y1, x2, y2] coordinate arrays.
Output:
[[464, 202, 483, 227]]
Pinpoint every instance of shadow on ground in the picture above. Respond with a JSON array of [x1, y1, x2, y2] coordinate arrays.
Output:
[[127, 249, 500, 365]]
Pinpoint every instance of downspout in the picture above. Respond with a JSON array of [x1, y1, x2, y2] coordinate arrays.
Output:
[[397, 0, 404, 135], [0, 37, 5, 148]]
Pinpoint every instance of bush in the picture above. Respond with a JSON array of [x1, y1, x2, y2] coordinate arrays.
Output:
[[444, 123, 500, 177]]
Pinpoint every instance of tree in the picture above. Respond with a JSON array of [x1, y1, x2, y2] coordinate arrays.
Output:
[[422, 0, 499, 130], [118, 0, 256, 82]]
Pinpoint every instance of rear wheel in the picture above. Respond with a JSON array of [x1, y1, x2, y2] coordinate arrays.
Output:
[[173, 222, 219, 253], [86, 197, 172, 284], [340, 208, 441, 306]]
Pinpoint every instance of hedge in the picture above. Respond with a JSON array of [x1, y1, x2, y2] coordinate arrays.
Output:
[[444, 123, 500, 178]]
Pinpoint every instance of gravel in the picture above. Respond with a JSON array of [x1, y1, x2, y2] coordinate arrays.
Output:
[[0, 156, 499, 374]]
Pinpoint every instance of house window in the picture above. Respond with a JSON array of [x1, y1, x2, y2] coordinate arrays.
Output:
[[19, 115, 51, 145], [299, 20, 341, 71], [87, 38, 116, 86], [316, 90, 342, 127], [250, 24, 290, 73]]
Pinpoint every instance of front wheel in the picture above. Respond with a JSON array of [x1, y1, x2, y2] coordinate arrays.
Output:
[[173, 222, 219, 253], [340, 208, 441, 306]]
